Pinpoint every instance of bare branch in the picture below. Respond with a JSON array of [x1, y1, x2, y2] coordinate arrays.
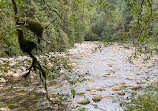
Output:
[[42, 0, 63, 19], [45, 16, 59, 29]]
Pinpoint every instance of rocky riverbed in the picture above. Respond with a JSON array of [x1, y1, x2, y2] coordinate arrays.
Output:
[[0, 41, 158, 111], [70, 42, 158, 111]]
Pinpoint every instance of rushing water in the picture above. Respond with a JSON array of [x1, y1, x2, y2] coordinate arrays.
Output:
[[0, 42, 158, 111]]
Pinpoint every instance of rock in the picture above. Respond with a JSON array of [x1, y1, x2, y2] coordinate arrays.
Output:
[[0, 87, 3, 90], [136, 80, 142, 84], [149, 80, 154, 84], [128, 83, 134, 87], [112, 86, 120, 91], [60, 69, 64, 73], [50, 97, 61, 103], [70, 63, 77, 67], [88, 61, 93, 63], [108, 95, 114, 98], [47, 63, 52, 67], [102, 75, 107, 77], [47, 92, 59, 96], [90, 90, 96, 93], [90, 91, 96, 95], [67, 98, 72, 102], [117, 91, 125, 95], [90, 90, 96, 95], [94, 87, 104, 91], [101, 95, 107, 98], [38, 89, 46, 93], [141, 80, 147, 84], [105, 72, 110, 75], [124, 69, 128, 72], [71, 104, 75, 109], [77, 98, 90, 104], [92, 95, 102, 102], [153, 79, 158, 82], [0, 108, 10, 111], [131, 78, 136, 80], [78, 91, 85, 94], [49, 86, 57, 90], [102, 59, 106, 61], [12, 73, 20, 78], [104, 85, 112, 88], [128, 74, 133, 76], [107, 63, 114, 67], [62, 80, 68, 84], [109, 93, 115, 95], [91, 73, 98, 76], [0, 78, 6, 83], [88, 77, 95, 82], [131, 86, 143, 90], [115, 81, 126, 86], [86, 87, 93, 91], [78, 65, 83, 67], [135, 73, 142, 75]]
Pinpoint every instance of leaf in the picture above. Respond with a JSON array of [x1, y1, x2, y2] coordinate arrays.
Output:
[[0, 66, 4, 71], [71, 88, 76, 98], [68, 81, 74, 85], [57, 96, 63, 100]]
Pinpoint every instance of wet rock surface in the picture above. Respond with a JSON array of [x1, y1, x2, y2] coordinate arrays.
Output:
[[77, 98, 90, 104], [92, 95, 102, 102]]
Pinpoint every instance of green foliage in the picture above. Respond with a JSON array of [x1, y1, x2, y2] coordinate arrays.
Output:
[[85, 3, 110, 41], [1, 0, 158, 110], [0, 0, 92, 57], [1, 0, 158, 57], [71, 88, 76, 97], [0, 66, 3, 71], [0, 102, 7, 108], [101, 20, 115, 41], [84, 0, 158, 47], [0, 13, 21, 57], [78, 107, 87, 111], [120, 82, 158, 111]]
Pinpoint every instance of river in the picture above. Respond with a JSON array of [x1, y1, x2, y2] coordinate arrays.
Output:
[[0, 42, 158, 111]]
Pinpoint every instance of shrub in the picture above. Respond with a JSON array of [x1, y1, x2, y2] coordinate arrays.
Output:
[[120, 82, 158, 111]]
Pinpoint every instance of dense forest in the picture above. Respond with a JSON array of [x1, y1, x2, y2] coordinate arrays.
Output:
[[0, 0, 158, 111], [0, 0, 158, 57]]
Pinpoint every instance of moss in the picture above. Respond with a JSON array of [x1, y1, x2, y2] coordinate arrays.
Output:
[[17, 17, 44, 43], [18, 29, 37, 54], [92, 95, 102, 102]]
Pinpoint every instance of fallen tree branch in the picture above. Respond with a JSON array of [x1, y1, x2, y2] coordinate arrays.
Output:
[[11, 0, 54, 105]]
